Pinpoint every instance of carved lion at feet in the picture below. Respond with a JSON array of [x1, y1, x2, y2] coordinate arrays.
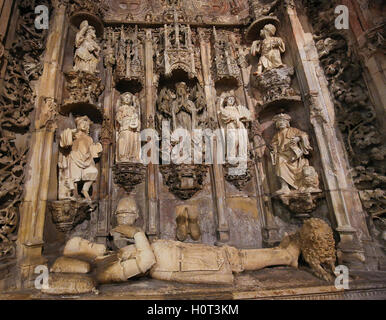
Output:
[[293, 218, 336, 282]]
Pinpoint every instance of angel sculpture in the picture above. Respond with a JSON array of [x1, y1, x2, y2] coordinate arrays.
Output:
[[218, 93, 252, 163], [250, 24, 285, 76]]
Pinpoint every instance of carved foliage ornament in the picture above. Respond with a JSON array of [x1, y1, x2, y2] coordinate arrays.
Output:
[[303, 0, 386, 223], [48, 200, 97, 233], [104, 26, 145, 90], [0, 0, 50, 258]]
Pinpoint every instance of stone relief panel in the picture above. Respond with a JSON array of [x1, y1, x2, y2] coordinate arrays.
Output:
[[103, 0, 250, 25]]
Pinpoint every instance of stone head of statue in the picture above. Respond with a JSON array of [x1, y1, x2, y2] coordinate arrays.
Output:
[[260, 24, 277, 38], [224, 95, 236, 107], [115, 196, 139, 226], [273, 113, 291, 130], [121, 92, 133, 106], [75, 115, 91, 134], [176, 82, 188, 97], [80, 20, 89, 31], [86, 26, 97, 40]]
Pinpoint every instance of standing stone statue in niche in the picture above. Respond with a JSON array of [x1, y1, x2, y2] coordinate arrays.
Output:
[[73, 20, 101, 74], [251, 24, 285, 76], [116, 92, 141, 163], [172, 82, 197, 132], [59, 116, 103, 201], [270, 113, 319, 195], [218, 93, 252, 162]]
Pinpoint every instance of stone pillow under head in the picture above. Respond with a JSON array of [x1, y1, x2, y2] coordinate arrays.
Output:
[[41, 273, 97, 295], [50, 256, 91, 274]]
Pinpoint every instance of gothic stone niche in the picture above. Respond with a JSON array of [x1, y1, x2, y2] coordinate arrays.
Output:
[[156, 81, 209, 199], [48, 200, 97, 233], [217, 92, 254, 190], [113, 92, 146, 193], [104, 26, 145, 92], [211, 28, 242, 88], [156, 23, 197, 79], [270, 113, 323, 217], [62, 20, 104, 120], [249, 19, 301, 109]]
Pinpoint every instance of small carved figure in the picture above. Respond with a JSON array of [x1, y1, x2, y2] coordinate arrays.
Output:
[[270, 113, 314, 195], [298, 165, 321, 193], [218, 93, 252, 162], [59, 116, 102, 201], [116, 92, 141, 163], [38, 97, 57, 129], [172, 82, 197, 132], [74, 20, 101, 74], [251, 24, 285, 75]]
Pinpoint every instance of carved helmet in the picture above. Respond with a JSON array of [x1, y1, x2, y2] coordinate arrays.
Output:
[[115, 196, 139, 226]]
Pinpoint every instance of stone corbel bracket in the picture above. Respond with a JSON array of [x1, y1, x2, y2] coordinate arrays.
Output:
[[48, 200, 98, 233], [113, 162, 147, 193], [223, 160, 254, 190], [254, 66, 302, 110], [275, 191, 324, 219], [159, 164, 209, 200], [61, 71, 105, 121]]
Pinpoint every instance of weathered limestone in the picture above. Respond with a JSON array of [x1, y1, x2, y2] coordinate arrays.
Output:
[[0, 0, 383, 295], [284, 2, 370, 267], [16, 3, 67, 287]]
